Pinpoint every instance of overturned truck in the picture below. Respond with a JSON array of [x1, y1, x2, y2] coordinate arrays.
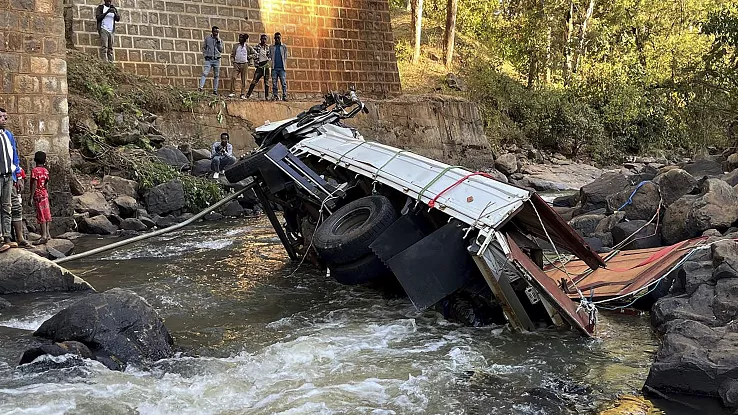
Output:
[[225, 91, 607, 336]]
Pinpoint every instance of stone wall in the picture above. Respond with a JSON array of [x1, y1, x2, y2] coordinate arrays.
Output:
[[65, 0, 401, 98], [157, 97, 494, 169], [0, 0, 74, 233]]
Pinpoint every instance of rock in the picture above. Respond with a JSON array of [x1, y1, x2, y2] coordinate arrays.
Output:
[[594, 211, 626, 234], [0, 297, 11, 309], [481, 168, 508, 183], [606, 182, 661, 221], [568, 214, 606, 238], [156, 147, 190, 170], [204, 212, 224, 221], [148, 134, 166, 146], [680, 159, 724, 178], [726, 154, 738, 172], [120, 218, 148, 231], [222, 200, 244, 217], [0, 249, 93, 294], [594, 231, 613, 248], [113, 195, 139, 218], [712, 239, 738, 272], [653, 168, 698, 207], [679, 260, 715, 296], [192, 148, 211, 161], [154, 215, 178, 228], [69, 175, 85, 196], [33, 288, 174, 370], [722, 169, 738, 187], [702, 229, 722, 237], [494, 153, 518, 176], [55, 232, 85, 240], [192, 159, 212, 177], [177, 212, 195, 222], [579, 172, 631, 213], [109, 131, 142, 146], [525, 177, 566, 192], [102, 175, 139, 199], [662, 179, 738, 245], [611, 220, 661, 250], [720, 379, 738, 410], [552, 193, 579, 208], [19, 341, 94, 366], [714, 278, 738, 325], [107, 214, 123, 227], [145, 180, 186, 216], [582, 236, 604, 253], [78, 215, 117, 235], [445, 73, 467, 91], [139, 216, 156, 229], [45, 239, 74, 257], [553, 206, 576, 222], [73, 192, 112, 216]]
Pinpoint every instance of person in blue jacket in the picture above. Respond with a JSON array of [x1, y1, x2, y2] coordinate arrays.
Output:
[[0, 107, 23, 253]]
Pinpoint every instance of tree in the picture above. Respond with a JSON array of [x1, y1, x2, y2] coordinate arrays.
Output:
[[412, 0, 424, 64], [444, 0, 459, 68]]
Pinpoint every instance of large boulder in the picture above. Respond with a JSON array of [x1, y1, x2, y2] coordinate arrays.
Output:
[[78, 215, 118, 235], [662, 179, 738, 245], [113, 195, 139, 218], [156, 147, 190, 170], [680, 159, 724, 179], [568, 214, 606, 238], [102, 175, 139, 199], [594, 211, 626, 234], [120, 218, 148, 231], [606, 181, 661, 221], [222, 200, 244, 217], [73, 192, 112, 216], [32, 288, 174, 370], [191, 148, 211, 161], [0, 249, 93, 294], [611, 220, 662, 250], [494, 153, 518, 176], [45, 238, 75, 258], [722, 169, 738, 187], [653, 168, 698, 207], [579, 172, 631, 213], [145, 180, 186, 215], [191, 159, 212, 177]]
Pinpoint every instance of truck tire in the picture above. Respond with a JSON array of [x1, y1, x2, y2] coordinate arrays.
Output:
[[224, 150, 268, 183], [329, 254, 391, 285], [314, 195, 397, 265]]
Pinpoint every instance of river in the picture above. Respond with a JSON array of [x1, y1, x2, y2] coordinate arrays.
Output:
[[0, 218, 716, 414]]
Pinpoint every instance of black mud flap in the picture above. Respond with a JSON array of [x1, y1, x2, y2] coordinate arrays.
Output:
[[370, 213, 430, 263], [377, 220, 476, 310]]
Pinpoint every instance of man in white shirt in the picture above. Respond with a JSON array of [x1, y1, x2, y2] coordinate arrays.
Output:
[[228, 34, 255, 99], [95, 0, 121, 62]]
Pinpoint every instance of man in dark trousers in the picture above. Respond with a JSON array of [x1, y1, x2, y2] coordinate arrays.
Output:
[[95, 0, 121, 62], [269, 32, 288, 101], [199, 26, 224, 94], [210, 133, 236, 179], [228, 33, 255, 99], [0, 108, 22, 253], [246, 34, 271, 100]]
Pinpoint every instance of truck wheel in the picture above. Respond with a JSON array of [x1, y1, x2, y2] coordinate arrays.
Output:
[[314, 195, 397, 265], [224, 150, 268, 183], [329, 254, 391, 285]]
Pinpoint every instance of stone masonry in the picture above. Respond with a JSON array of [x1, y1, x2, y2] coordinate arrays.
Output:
[[0, 0, 74, 233], [66, 0, 402, 98]]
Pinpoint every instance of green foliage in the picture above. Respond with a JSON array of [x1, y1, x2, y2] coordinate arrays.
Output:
[[133, 159, 224, 211]]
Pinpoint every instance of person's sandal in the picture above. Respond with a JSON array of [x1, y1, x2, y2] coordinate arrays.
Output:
[[0, 243, 10, 253], [33, 238, 48, 246], [18, 240, 30, 248], [7, 241, 18, 248]]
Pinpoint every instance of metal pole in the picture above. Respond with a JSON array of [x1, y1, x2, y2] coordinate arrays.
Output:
[[253, 182, 299, 260]]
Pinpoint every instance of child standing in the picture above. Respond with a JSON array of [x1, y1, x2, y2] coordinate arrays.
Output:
[[30, 151, 51, 244]]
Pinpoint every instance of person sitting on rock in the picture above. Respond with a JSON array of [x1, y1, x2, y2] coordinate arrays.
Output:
[[211, 132, 236, 179], [10, 167, 29, 247], [29, 151, 52, 245]]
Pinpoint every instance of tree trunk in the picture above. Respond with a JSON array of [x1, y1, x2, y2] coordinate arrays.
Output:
[[444, 0, 458, 69], [572, 0, 595, 75], [412, 0, 424, 64], [545, 20, 552, 84], [527, 50, 538, 88], [405, 0, 411, 11], [562, 0, 574, 85]]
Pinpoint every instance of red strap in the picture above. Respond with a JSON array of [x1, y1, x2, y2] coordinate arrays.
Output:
[[427, 172, 495, 208]]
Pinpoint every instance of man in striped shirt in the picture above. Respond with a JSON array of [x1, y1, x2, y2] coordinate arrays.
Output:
[[0, 108, 22, 253]]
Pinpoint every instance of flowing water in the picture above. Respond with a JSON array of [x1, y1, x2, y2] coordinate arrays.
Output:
[[0, 218, 704, 414]]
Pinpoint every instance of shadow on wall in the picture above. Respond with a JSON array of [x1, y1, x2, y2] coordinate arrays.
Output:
[[64, 0, 401, 97]]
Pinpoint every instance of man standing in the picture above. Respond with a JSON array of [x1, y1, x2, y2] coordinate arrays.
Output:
[[10, 167, 29, 247], [246, 34, 271, 100], [228, 34, 255, 99], [269, 32, 288, 101], [211, 133, 236, 179], [199, 26, 224, 95], [95, 0, 121, 62], [0, 108, 22, 253]]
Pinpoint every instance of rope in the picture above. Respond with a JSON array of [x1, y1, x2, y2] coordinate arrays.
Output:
[[616, 180, 653, 212], [372, 150, 406, 179], [336, 141, 367, 165], [417, 165, 465, 204], [425, 170, 490, 208]]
